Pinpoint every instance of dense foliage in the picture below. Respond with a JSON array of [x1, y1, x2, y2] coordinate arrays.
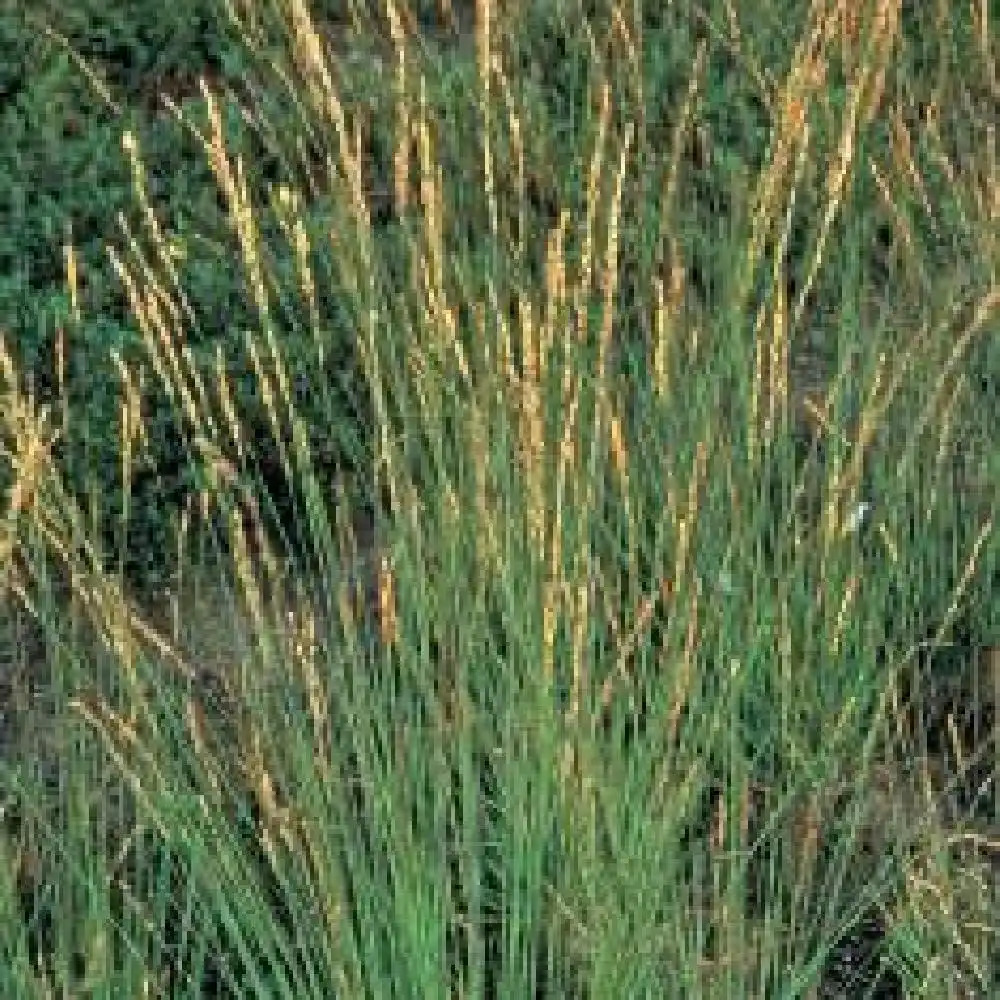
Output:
[[0, 2, 996, 995]]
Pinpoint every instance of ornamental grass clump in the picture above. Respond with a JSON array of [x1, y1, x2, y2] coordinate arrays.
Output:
[[0, 1, 996, 997]]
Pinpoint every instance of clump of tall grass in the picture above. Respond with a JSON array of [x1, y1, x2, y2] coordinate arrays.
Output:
[[0, 0, 997, 997]]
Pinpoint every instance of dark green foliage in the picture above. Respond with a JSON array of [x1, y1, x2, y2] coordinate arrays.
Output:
[[0, 1, 374, 595]]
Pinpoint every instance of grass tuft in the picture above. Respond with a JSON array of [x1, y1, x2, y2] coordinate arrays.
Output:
[[0, 1, 997, 996]]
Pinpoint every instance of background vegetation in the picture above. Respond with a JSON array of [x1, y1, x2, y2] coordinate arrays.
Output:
[[0, 0, 996, 996]]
